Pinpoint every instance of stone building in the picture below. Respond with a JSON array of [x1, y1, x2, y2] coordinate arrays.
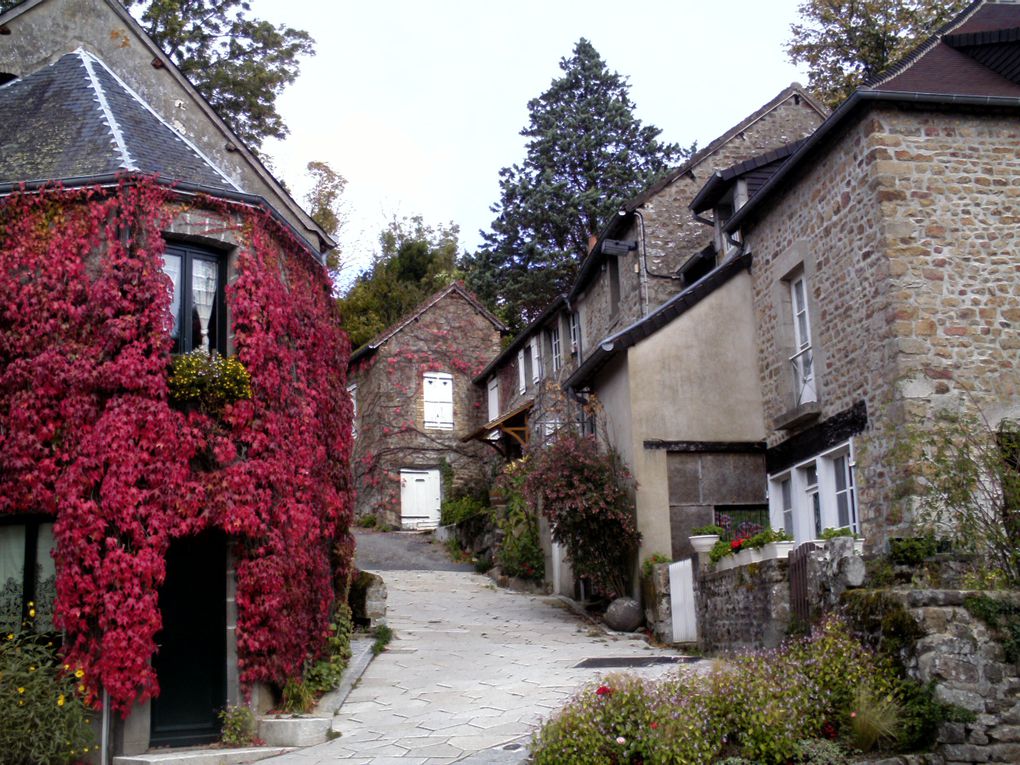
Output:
[[349, 283, 506, 528], [561, 86, 827, 571], [0, 0, 351, 757], [724, 0, 1020, 549]]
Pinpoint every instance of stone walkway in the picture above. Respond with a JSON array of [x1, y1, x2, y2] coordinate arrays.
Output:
[[266, 569, 691, 764]]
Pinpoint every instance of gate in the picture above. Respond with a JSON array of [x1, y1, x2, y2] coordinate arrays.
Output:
[[668, 559, 697, 643], [789, 541, 812, 625]]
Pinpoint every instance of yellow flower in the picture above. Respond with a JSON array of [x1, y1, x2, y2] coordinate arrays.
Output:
[[57, 694, 65, 706], [17, 687, 25, 694], [74, 669, 84, 679], [29, 666, 35, 672], [28, 609, 35, 618], [6, 633, 12, 641]]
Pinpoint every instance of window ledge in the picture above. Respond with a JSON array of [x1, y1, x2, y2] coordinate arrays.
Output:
[[774, 401, 821, 431]]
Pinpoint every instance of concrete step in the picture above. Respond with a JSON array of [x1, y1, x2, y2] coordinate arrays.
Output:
[[113, 746, 294, 765]]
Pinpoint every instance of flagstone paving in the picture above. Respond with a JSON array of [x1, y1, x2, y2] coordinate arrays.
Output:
[[265, 567, 697, 764]]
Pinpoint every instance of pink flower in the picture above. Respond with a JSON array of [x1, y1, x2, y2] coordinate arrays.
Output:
[[616, 737, 626, 745]]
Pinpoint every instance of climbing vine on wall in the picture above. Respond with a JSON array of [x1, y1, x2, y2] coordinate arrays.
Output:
[[0, 178, 354, 712]]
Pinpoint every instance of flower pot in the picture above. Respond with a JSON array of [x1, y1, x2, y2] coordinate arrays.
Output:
[[715, 554, 736, 572], [763, 541, 796, 561], [688, 534, 720, 554], [743, 547, 764, 564]]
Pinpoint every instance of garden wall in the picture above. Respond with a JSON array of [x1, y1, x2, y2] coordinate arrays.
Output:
[[696, 558, 791, 653]]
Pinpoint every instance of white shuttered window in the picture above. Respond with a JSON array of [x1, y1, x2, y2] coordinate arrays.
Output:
[[423, 372, 454, 430]]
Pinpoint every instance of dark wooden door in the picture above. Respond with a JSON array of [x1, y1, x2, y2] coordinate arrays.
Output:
[[150, 532, 227, 747]]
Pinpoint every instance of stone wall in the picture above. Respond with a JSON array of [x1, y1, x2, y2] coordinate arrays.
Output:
[[894, 589, 1020, 765], [696, 558, 792, 653], [349, 290, 502, 526]]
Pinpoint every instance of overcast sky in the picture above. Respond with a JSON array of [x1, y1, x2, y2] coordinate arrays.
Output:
[[253, 0, 809, 284]]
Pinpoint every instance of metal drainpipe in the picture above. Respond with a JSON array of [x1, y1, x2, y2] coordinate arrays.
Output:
[[100, 689, 110, 765]]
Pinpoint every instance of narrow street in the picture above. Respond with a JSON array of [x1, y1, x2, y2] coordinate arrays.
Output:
[[267, 531, 689, 764]]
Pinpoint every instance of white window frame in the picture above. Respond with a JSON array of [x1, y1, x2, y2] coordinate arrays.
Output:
[[487, 376, 499, 422], [768, 440, 858, 544], [569, 312, 580, 356], [789, 275, 817, 405], [423, 372, 454, 431], [549, 325, 562, 373]]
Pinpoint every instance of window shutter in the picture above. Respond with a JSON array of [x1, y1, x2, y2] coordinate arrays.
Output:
[[517, 350, 526, 394], [423, 372, 454, 430], [531, 340, 541, 384], [487, 377, 499, 422]]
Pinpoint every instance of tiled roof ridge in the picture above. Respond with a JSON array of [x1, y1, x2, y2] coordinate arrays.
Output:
[[77, 49, 137, 172], [76, 48, 240, 192], [866, 0, 986, 88]]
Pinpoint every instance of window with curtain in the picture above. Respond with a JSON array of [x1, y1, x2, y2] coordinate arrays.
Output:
[[161, 243, 226, 354], [0, 518, 56, 633]]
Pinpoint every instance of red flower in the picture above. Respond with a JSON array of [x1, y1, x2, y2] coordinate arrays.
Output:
[[730, 538, 744, 551], [650, 722, 659, 729], [596, 685, 613, 697]]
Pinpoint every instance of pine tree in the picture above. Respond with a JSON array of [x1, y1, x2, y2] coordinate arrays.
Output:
[[465, 39, 688, 329]]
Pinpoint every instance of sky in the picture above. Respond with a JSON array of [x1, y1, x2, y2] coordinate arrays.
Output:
[[253, 0, 809, 286]]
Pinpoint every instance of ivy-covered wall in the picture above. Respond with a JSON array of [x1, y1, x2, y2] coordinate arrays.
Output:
[[0, 179, 354, 713]]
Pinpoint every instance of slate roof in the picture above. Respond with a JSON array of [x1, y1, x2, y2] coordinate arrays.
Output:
[[0, 49, 237, 191], [689, 139, 808, 215], [727, 0, 1020, 235]]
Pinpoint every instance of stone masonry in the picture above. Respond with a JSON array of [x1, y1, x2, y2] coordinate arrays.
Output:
[[349, 287, 503, 526], [746, 105, 1020, 547]]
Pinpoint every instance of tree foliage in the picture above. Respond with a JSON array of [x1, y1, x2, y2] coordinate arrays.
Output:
[[787, 0, 969, 108], [339, 216, 461, 349], [119, 0, 314, 148], [465, 38, 689, 329], [304, 160, 347, 287]]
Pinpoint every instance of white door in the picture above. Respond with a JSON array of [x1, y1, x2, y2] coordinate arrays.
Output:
[[400, 469, 441, 529]]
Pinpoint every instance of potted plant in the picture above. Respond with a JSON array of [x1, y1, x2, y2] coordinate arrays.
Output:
[[688, 524, 724, 554], [758, 528, 795, 560]]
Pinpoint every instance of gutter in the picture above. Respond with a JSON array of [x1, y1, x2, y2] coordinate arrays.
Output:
[[726, 89, 1020, 234], [0, 173, 329, 264]]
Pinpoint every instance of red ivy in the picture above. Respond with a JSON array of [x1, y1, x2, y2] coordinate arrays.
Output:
[[0, 179, 353, 713]]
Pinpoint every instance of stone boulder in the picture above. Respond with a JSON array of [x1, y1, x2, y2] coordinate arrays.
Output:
[[349, 570, 387, 628], [605, 597, 643, 632]]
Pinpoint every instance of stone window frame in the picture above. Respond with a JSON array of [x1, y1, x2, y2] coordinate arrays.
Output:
[[767, 439, 858, 543], [772, 242, 825, 413]]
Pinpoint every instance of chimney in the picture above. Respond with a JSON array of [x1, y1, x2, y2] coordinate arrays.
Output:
[[588, 234, 598, 254]]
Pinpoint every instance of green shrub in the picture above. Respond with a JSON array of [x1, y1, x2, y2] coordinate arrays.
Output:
[[691, 524, 725, 536], [280, 677, 315, 713], [889, 536, 938, 566], [440, 495, 487, 526], [820, 527, 858, 540], [709, 538, 733, 563], [355, 514, 377, 528], [493, 461, 544, 581], [304, 603, 353, 695], [219, 704, 257, 746], [641, 553, 670, 580], [371, 624, 393, 656], [168, 350, 252, 413], [795, 738, 851, 764], [0, 631, 95, 764], [744, 527, 793, 549], [897, 679, 974, 752], [473, 553, 493, 574], [849, 683, 901, 752]]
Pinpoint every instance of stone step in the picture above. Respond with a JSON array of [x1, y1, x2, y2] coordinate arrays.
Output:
[[113, 746, 295, 765]]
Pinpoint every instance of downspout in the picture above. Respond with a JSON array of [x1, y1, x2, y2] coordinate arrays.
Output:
[[631, 208, 684, 283]]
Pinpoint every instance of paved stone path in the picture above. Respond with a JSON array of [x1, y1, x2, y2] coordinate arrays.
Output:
[[267, 567, 689, 764]]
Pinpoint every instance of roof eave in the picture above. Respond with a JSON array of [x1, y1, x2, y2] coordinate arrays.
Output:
[[472, 295, 567, 384], [726, 88, 1020, 235]]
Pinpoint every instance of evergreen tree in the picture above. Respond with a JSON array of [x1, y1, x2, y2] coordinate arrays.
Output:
[[339, 217, 460, 349], [787, 0, 969, 108], [465, 38, 689, 329]]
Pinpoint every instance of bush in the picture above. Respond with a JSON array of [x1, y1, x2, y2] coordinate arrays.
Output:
[[440, 495, 487, 526], [355, 514, 377, 528], [0, 631, 95, 764], [371, 624, 393, 656], [219, 704, 257, 746], [304, 603, 353, 696], [167, 350, 252, 413], [531, 616, 901, 765], [641, 553, 670, 580], [889, 536, 937, 566], [897, 679, 974, 752], [524, 432, 639, 598], [691, 524, 725, 536], [849, 683, 901, 752], [280, 677, 315, 714], [493, 461, 544, 581]]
